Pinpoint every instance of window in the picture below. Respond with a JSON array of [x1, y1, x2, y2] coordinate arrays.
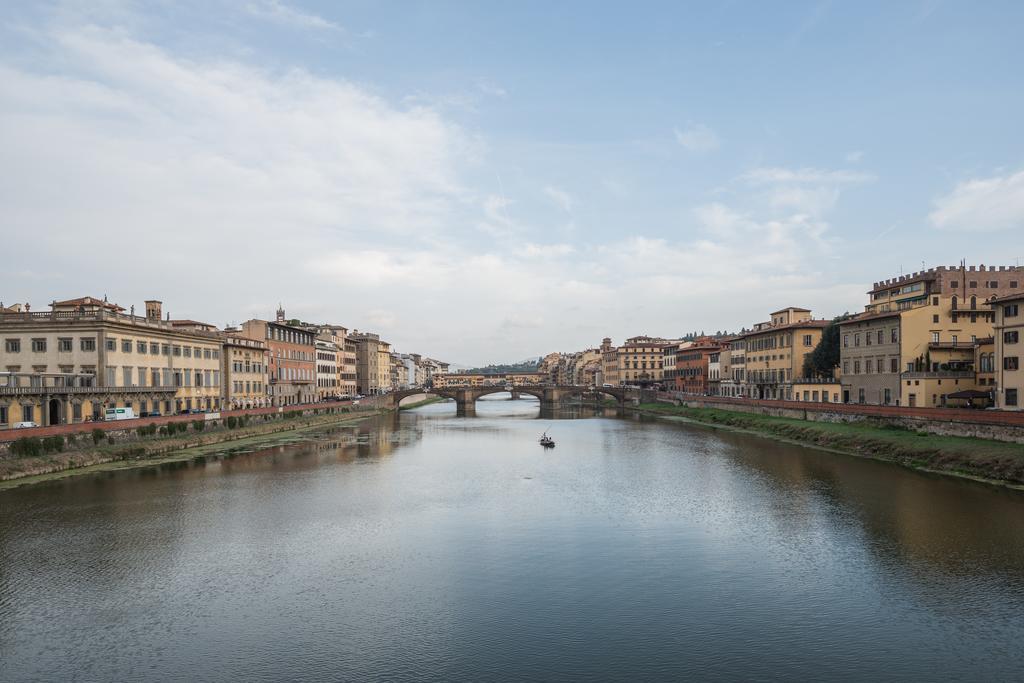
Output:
[[951, 280, 959, 288], [854, 334, 861, 347], [1008, 389, 1019, 407], [81, 338, 96, 351], [122, 367, 132, 385], [162, 344, 170, 355], [1011, 281, 1019, 289], [1006, 304, 1019, 318], [173, 345, 182, 357], [5, 338, 20, 353], [932, 296, 939, 306], [1005, 357, 1020, 371], [58, 338, 72, 352], [184, 347, 192, 357], [891, 328, 899, 343], [866, 359, 873, 373], [150, 342, 159, 354], [137, 341, 147, 353], [23, 406, 34, 423], [105, 339, 116, 351], [931, 332, 939, 343], [31, 338, 46, 352], [933, 315, 939, 323], [951, 335, 958, 345], [843, 361, 849, 374], [854, 360, 861, 374], [1006, 331, 1020, 344], [969, 280, 977, 288], [884, 388, 892, 405], [843, 334, 849, 348], [122, 340, 132, 353], [0, 406, 6, 424]]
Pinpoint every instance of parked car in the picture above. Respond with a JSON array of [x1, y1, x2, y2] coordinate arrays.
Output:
[[140, 411, 161, 418], [13, 421, 38, 429]]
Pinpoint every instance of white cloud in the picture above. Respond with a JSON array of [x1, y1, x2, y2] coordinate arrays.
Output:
[[0, 16, 868, 365], [845, 150, 865, 163], [475, 79, 507, 98], [929, 170, 1024, 232], [673, 123, 719, 152], [740, 167, 874, 185], [246, 0, 342, 31], [543, 185, 573, 213]]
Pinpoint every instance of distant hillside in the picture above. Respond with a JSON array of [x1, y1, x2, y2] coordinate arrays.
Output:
[[460, 358, 541, 374]]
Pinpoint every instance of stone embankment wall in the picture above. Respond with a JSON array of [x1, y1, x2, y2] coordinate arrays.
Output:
[[0, 397, 389, 454], [659, 394, 1024, 444]]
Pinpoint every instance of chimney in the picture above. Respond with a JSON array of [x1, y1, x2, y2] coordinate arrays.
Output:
[[145, 300, 162, 322]]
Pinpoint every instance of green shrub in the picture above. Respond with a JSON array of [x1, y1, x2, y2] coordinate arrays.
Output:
[[66, 433, 77, 446], [192, 420, 205, 432], [159, 425, 169, 436], [42, 435, 65, 453], [226, 416, 238, 429], [137, 423, 159, 437], [92, 428, 106, 445], [10, 436, 43, 457]]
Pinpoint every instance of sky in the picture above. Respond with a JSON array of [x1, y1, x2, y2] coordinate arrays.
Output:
[[1, 1, 1023, 366]]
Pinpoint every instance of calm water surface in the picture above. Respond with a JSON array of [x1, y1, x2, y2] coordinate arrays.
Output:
[[2, 396, 1024, 681]]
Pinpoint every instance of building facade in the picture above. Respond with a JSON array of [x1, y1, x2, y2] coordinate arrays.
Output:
[[222, 334, 269, 409], [0, 297, 221, 424], [991, 293, 1023, 410], [239, 309, 315, 407], [738, 308, 829, 400]]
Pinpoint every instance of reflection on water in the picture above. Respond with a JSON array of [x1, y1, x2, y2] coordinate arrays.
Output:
[[1, 397, 1023, 681]]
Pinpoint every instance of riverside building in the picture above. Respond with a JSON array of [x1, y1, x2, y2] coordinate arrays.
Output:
[[0, 297, 221, 426], [239, 307, 315, 407]]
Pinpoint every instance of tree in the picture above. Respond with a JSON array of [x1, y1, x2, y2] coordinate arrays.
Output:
[[801, 315, 851, 379]]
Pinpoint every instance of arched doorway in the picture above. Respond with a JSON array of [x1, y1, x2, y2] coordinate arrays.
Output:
[[47, 398, 62, 426]]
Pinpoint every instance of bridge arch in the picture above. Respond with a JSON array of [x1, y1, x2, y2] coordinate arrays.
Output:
[[472, 386, 545, 402]]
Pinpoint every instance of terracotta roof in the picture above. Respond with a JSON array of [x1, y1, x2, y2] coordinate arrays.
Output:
[[52, 296, 125, 312], [769, 306, 811, 315], [169, 319, 217, 329], [985, 292, 1024, 305], [838, 310, 901, 325], [735, 319, 830, 338]]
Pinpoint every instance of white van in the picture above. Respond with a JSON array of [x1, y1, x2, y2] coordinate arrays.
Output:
[[104, 407, 137, 421]]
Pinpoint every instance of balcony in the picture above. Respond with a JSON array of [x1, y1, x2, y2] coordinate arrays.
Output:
[[0, 384, 177, 396], [900, 371, 974, 380]]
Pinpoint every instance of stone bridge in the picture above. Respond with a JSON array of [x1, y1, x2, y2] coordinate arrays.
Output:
[[388, 385, 641, 416]]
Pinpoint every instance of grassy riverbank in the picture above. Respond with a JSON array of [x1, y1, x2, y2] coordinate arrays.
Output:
[[0, 409, 384, 490], [633, 403, 1024, 489]]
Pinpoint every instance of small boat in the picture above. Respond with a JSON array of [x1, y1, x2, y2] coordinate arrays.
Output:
[[539, 431, 555, 448]]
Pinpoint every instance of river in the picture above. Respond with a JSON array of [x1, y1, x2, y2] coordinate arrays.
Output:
[[2, 395, 1024, 681]]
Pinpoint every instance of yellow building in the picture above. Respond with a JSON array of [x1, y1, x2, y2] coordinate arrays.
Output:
[[0, 297, 222, 423], [990, 293, 1023, 410], [377, 340, 393, 392], [222, 334, 269, 409], [842, 264, 1021, 407], [738, 307, 829, 400], [791, 380, 842, 403], [617, 336, 676, 386]]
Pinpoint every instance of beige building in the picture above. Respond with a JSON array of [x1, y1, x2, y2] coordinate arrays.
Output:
[[617, 336, 677, 386], [222, 334, 269, 409], [0, 296, 222, 422], [351, 331, 384, 395], [842, 264, 1022, 407], [738, 307, 829, 400], [377, 340, 393, 393], [990, 293, 1023, 410]]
